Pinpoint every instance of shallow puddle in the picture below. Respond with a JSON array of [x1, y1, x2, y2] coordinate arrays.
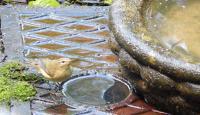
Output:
[[39, 55, 64, 59], [71, 16, 87, 19], [24, 38, 38, 44], [37, 43, 67, 50], [35, 19, 63, 24], [96, 43, 110, 50], [97, 55, 118, 63], [65, 48, 97, 57], [67, 24, 95, 31], [70, 60, 95, 69], [22, 25, 38, 31], [36, 30, 66, 37], [62, 74, 131, 109], [96, 30, 110, 37], [66, 37, 96, 43]]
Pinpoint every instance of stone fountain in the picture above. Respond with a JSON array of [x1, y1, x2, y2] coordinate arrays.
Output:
[[109, 0, 200, 114]]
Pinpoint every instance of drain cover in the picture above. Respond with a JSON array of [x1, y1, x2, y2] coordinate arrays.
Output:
[[62, 73, 132, 109]]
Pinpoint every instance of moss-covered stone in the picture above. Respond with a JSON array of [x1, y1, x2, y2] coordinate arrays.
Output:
[[0, 61, 43, 82], [0, 77, 36, 103], [0, 61, 42, 104]]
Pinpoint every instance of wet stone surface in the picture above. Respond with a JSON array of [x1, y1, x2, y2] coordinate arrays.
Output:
[[0, 5, 166, 115], [19, 6, 119, 74]]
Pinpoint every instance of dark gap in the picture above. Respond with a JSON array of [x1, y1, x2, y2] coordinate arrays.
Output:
[[76, 1, 110, 6], [84, 15, 104, 20], [0, 17, 2, 38], [28, 14, 48, 20], [0, 17, 4, 53], [0, 17, 6, 62], [89, 39, 106, 45], [0, 0, 27, 5]]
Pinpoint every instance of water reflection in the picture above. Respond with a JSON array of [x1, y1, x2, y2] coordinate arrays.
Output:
[[146, 0, 200, 63], [62, 74, 131, 110]]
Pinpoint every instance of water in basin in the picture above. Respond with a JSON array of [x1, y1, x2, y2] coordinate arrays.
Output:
[[62, 73, 131, 109], [146, 0, 200, 63]]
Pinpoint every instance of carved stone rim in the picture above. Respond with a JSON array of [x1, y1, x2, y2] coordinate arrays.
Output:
[[109, 0, 200, 84]]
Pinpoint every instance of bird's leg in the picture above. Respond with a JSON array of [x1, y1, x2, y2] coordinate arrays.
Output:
[[54, 82, 62, 92], [45, 81, 54, 90]]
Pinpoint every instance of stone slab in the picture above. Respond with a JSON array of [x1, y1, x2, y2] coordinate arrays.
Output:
[[0, 5, 165, 115]]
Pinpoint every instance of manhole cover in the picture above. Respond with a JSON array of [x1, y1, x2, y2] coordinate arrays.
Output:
[[62, 73, 132, 110]]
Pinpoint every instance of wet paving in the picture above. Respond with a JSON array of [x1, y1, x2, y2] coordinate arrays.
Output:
[[20, 7, 119, 74], [0, 5, 166, 115]]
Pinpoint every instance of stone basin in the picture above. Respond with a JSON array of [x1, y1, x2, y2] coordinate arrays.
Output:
[[109, 0, 200, 114]]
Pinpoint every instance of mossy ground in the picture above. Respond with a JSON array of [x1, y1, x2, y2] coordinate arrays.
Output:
[[0, 61, 44, 104], [0, 77, 36, 103]]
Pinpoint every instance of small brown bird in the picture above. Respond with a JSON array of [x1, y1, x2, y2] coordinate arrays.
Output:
[[30, 58, 75, 82]]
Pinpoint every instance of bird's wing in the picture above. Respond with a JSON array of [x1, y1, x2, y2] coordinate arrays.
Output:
[[41, 59, 57, 77], [40, 59, 52, 74]]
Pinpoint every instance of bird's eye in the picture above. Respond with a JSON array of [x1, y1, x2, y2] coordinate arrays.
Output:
[[61, 61, 66, 63]]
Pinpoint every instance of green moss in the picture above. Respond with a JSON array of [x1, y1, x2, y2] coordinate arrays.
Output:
[[0, 61, 43, 82], [0, 77, 13, 103], [3, 0, 12, 3], [0, 61, 42, 104], [13, 81, 36, 101], [104, 0, 112, 5], [0, 61, 25, 79], [0, 77, 36, 103]]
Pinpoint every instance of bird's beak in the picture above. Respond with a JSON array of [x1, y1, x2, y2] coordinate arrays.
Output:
[[61, 58, 78, 63], [70, 59, 79, 63]]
